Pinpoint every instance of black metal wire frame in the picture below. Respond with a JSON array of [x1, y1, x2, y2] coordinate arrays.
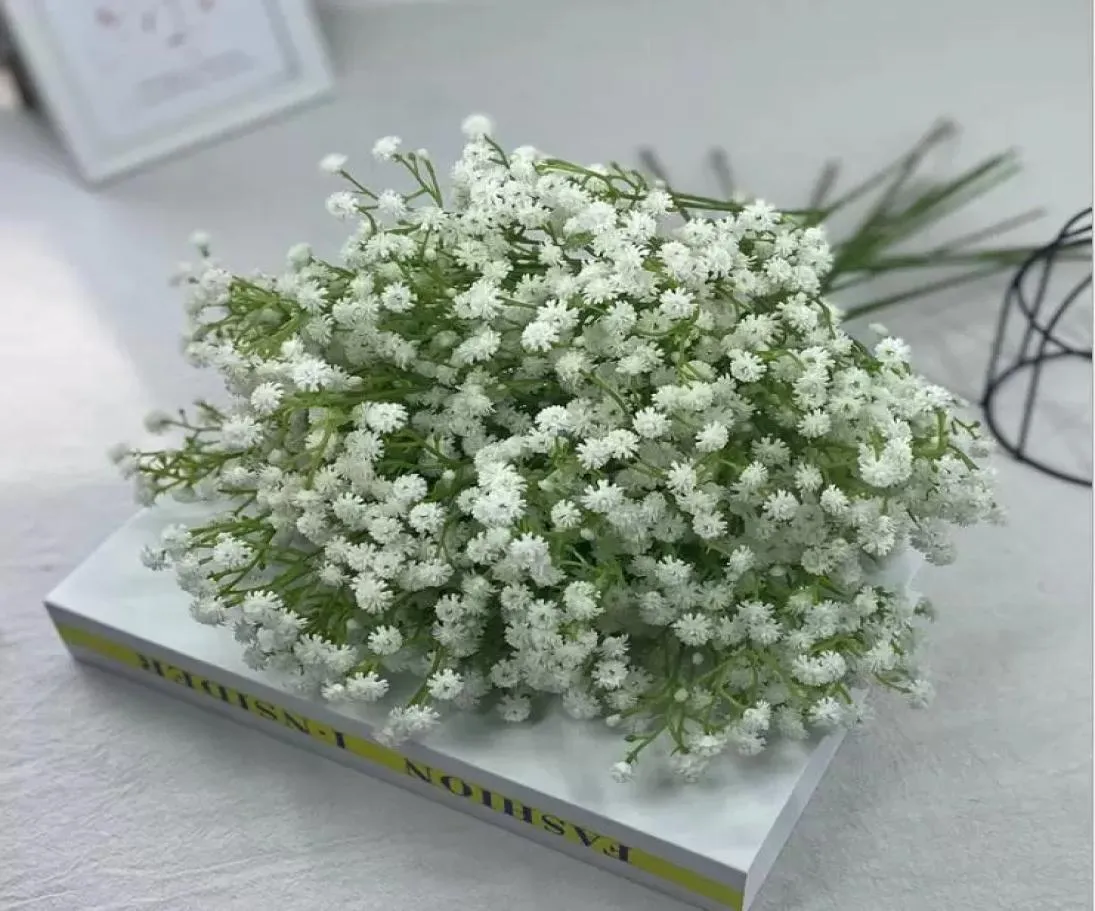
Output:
[[981, 208, 1093, 487]]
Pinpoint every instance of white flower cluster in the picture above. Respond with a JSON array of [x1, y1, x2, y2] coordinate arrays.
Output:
[[120, 116, 1001, 781]]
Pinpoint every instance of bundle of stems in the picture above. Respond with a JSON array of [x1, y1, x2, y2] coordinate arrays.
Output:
[[639, 119, 1072, 320]]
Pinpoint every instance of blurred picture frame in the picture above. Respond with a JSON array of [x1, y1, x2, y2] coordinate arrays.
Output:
[[2, 0, 333, 183]]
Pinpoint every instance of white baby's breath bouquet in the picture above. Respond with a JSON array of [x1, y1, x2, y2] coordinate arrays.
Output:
[[116, 116, 1001, 783]]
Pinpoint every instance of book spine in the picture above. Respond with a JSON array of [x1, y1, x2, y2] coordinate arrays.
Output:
[[48, 612, 744, 911]]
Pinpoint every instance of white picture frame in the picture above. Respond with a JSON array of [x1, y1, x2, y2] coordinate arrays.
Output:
[[2, 0, 334, 183]]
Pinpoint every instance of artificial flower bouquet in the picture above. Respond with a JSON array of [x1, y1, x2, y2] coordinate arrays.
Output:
[[114, 116, 1002, 785]]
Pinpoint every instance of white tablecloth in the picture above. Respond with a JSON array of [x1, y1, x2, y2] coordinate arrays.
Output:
[[2, 2, 1091, 909]]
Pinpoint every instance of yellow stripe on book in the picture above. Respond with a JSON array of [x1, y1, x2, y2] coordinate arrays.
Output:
[[56, 623, 743, 910]]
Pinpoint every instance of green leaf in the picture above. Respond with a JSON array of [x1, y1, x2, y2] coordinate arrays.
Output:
[[864, 152, 1022, 248], [827, 152, 1017, 276], [842, 262, 1006, 320], [807, 159, 841, 211], [814, 119, 957, 222], [708, 147, 734, 198], [830, 243, 1049, 282], [637, 147, 671, 186], [641, 118, 1066, 318], [923, 209, 1046, 256], [856, 120, 957, 229]]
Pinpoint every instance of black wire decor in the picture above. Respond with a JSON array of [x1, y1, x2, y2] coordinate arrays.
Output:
[[981, 208, 1092, 487]]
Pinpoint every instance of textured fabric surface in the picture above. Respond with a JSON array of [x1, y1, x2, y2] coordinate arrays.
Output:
[[2, 2, 1091, 909]]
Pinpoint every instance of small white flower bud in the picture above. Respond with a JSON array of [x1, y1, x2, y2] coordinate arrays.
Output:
[[610, 761, 634, 783], [319, 153, 347, 174], [461, 113, 494, 138]]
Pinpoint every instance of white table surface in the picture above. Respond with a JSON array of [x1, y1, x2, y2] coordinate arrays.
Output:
[[2, 1, 1091, 909]]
